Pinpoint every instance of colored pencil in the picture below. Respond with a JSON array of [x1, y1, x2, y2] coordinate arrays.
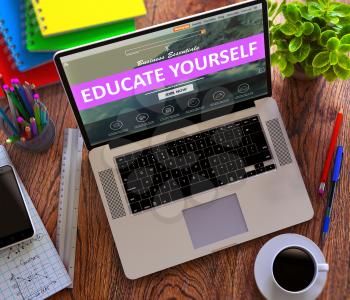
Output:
[[0, 107, 19, 135], [318, 109, 343, 194], [6, 135, 20, 144], [33, 102, 42, 133], [8, 87, 30, 120], [3, 85, 19, 131], [11, 78, 35, 117], [25, 126, 32, 140], [30, 117, 38, 137]]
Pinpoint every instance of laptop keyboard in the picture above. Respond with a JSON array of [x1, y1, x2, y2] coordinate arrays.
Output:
[[116, 116, 275, 214]]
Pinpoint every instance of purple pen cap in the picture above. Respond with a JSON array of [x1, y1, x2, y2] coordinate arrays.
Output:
[[33, 93, 40, 100], [10, 78, 20, 84], [10, 87, 15, 92], [2, 84, 9, 90]]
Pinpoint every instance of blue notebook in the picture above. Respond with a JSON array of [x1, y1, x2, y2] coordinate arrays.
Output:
[[0, 0, 53, 71]]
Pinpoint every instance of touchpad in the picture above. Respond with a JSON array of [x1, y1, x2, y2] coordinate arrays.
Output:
[[183, 194, 248, 249]]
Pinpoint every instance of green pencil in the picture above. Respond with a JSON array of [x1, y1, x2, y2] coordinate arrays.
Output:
[[8, 87, 30, 120], [33, 101, 42, 133]]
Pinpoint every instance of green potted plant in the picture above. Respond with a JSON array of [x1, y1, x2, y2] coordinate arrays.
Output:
[[268, 0, 350, 81]]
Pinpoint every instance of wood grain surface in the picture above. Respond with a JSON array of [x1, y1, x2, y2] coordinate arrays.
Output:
[[1, 0, 349, 299]]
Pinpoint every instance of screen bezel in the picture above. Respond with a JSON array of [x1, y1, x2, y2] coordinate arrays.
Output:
[[0, 165, 34, 249], [54, 0, 271, 150]]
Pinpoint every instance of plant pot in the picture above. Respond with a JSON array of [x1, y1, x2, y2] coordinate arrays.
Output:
[[292, 64, 319, 81]]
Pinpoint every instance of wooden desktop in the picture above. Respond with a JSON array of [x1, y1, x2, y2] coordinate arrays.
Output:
[[0, 0, 349, 299]]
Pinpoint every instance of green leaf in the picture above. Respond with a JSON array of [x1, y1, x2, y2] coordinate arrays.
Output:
[[340, 25, 350, 38], [278, 55, 288, 71], [340, 34, 350, 44], [268, 2, 278, 17], [323, 68, 338, 81], [320, 30, 337, 46], [289, 37, 302, 52], [304, 65, 315, 77], [308, 2, 323, 17], [295, 43, 311, 62], [303, 22, 314, 35], [333, 64, 350, 79], [313, 64, 330, 75], [287, 52, 299, 64], [330, 3, 350, 17], [285, 4, 301, 22], [326, 37, 340, 50], [300, 6, 313, 20], [276, 40, 288, 51], [270, 52, 279, 66], [338, 54, 350, 70], [338, 44, 350, 52], [312, 51, 330, 67], [310, 23, 321, 41], [280, 22, 297, 35], [329, 51, 338, 65], [282, 62, 294, 77]]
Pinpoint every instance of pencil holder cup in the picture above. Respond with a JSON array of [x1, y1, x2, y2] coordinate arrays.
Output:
[[0, 105, 56, 153]]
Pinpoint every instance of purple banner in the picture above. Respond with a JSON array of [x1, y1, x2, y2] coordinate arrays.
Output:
[[72, 33, 265, 111]]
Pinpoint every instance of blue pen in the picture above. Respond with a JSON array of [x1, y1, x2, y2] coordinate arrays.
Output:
[[321, 146, 343, 244]]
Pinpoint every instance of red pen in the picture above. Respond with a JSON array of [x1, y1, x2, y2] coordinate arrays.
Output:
[[318, 109, 343, 194]]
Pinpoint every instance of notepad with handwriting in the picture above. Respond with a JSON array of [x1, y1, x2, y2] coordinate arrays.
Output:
[[25, 0, 136, 51], [31, 0, 146, 37], [0, 146, 71, 300]]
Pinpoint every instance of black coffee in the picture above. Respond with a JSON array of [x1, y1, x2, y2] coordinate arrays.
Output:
[[272, 247, 315, 292]]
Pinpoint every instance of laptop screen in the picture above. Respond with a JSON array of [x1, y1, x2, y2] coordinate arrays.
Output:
[[56, 1, 270, 149]]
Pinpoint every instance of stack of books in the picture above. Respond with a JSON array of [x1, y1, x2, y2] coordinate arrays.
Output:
[[0, 0, 146, 97]]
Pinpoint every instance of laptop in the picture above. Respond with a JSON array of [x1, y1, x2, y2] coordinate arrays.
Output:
[[54, 0, 313, 279]]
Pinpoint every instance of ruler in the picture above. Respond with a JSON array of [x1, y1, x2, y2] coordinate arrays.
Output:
[[57, 128, 83, 288]]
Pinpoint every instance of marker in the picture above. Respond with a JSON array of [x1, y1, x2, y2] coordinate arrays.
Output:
[[3, 85, 19, 131], [321, 146, 343, 244], [318, 109, 343, 194]]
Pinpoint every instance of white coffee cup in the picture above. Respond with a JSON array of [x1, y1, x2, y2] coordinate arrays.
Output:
[[271, 246, 329, 295], [254, 234, 329, 300]]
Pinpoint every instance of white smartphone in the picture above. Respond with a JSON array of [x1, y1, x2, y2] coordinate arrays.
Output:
[[0, 165, 35, 250]]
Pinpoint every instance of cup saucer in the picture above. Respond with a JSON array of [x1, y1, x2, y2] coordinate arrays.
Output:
[[254, 234, 328, 300]]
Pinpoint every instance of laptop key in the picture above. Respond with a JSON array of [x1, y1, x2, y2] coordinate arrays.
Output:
[[151, 195, 161, 207], [227, 172, 237, 183], [130, 202, 142, 214], [140, 199, 152, 210], [265, 164, 276, 171], [126, 180, 142, 193], [236, 169, 246, 180], [159, 182, 171, 193], [160, 193, 172, 204]]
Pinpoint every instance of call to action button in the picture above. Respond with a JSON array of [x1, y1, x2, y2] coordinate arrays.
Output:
[[158, 84, 194, 100]]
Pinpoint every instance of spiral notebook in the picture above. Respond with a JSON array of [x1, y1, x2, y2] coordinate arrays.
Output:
[[25, 0, 136, 52], [31, 0, 146, 37], [0, 146, 71, 300], [0, 36, 59, 98], [0, 0, 53, 71]]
